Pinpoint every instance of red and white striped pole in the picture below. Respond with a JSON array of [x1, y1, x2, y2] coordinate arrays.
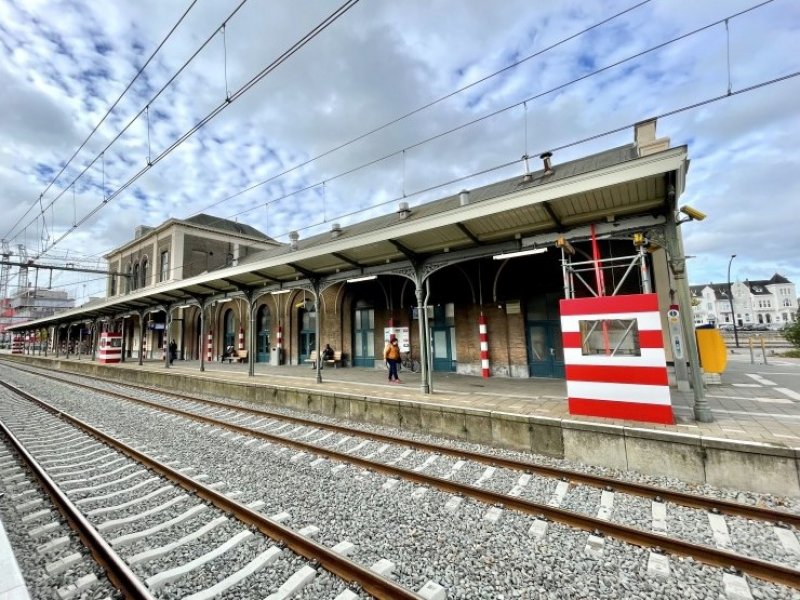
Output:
[[238, 327, 244, 351], [276, 325, 283, 363], [479, 312, 490, 378], [207, 332, 213, 362], [142, 335, 147, 359], [161, 338, 166, 360]]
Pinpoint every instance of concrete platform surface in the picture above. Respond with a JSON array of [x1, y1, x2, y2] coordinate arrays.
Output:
[[4, 350, 800, 496]]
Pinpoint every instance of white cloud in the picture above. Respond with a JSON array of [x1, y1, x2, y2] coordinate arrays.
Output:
[[0, 0, 798, 303]]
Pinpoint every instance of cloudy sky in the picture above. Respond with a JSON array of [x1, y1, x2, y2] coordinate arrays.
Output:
[[1, 0, 798, 304]]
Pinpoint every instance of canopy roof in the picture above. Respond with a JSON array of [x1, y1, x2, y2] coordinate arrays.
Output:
[[10, 142, 688, 329]]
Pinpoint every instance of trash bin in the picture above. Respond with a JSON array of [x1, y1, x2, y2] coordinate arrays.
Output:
[[270, 348, 282, 366], [695, 327, 727, 374]]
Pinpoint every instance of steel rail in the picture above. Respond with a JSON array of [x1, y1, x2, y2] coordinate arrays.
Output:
[[12, 360, 799, 529], [0, 379, 423, 600], [0, 411, 155, 600], [7, 372, 796, 589]]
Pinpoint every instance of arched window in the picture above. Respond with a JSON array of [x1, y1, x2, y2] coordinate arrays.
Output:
[[141, 257, 149, 288], [132, 263, 139, 291], [125, 264, 132, 293]]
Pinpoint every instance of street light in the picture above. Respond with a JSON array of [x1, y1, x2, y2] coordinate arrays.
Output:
[[727, 254, 740, 348]]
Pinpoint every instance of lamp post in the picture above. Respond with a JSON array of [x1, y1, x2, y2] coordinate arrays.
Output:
[[727, 254, 740, 348]]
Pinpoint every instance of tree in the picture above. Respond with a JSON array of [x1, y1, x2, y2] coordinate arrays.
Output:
[[785, 312, 800, 349]]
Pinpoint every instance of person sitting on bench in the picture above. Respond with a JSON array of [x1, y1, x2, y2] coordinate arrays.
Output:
[[322, 344, 334, 362], [222, 344, 235, 362]]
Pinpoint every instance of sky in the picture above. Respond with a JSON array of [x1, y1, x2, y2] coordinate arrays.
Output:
[[0, 0, 798, 305]]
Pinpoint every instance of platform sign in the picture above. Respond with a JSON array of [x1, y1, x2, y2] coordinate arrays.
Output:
[[384, 327, 410, 352], [667, 304, 683, 360]]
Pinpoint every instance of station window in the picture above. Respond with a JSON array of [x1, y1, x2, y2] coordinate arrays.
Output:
[[160, 250, 169, 282], [578, 319, 641, 356]]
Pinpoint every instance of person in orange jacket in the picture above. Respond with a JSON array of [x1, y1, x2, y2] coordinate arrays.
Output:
[[383, 334, 401, 383]]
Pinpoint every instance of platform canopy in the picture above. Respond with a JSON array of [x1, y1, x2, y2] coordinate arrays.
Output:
[[9, 141, 688, 329]]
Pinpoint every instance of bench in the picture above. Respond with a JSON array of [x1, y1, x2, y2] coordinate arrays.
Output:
[[223, 349, 248, 363], [305, 350, 343, 368], [324, 350, 343, 368]]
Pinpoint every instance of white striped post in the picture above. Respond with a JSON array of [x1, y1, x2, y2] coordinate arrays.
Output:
[[207, 332, 213, 362], [276, 325, 283, 363], [479, 313, 490, 378], [238, 327, 244, 351], [142, 335, 147, 360]]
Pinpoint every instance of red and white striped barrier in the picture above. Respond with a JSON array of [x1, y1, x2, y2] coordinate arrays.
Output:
[[479, 313, 490, 378], [98, 332, 122, 364], [238, 327, 244, 351], [11, 335, 23, 355], [560, 293, 673, 424], [207, 332, 213, 362]]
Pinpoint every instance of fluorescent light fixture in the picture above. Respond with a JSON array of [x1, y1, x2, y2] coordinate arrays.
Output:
[[176, 304, 192, 309], [271, 289, 291, 295], [215, 298, 232, 304], [492, 247, 548, 260], [346, 275, 377, 283]]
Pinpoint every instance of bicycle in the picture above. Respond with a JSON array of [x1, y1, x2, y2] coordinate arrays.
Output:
[[400, 351, 420, 373]]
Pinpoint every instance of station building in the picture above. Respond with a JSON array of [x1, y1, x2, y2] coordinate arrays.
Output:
[[8, 119, 708, 421]]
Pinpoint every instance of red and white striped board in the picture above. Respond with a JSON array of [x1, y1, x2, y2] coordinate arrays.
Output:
[[11, 335, 23, 354], [207, 332, 213, 362], [560, 293, 673, 425], [277, 325, 283, 360], [238, 327, 244, 351], [479, 313, 490, 378], [98, 332, 122, 364]]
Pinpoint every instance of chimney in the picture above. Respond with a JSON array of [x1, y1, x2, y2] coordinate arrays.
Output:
[[289, 230, 299, 250], [459, 190, 470, 206], [522, 154, 533, 182], [635, 118, 670, 156], [330, 223, 342, 239], [540, 152, 554, 176], [397, 201, 411, 219]]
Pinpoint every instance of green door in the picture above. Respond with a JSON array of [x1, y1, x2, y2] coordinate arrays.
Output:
[[525, 293, 565, 378], [298, 307, 315, 364], [352, 306, 374, 367], [526, 322, 565, 378], [431, 326, 454, 372], [256, 305, 270, 363]]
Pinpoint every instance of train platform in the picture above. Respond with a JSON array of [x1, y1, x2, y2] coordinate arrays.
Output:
[[3, 350, 800, 496]]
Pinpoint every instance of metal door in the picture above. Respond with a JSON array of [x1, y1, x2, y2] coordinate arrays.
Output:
[[430, 326, 454, 372], [256, 305, 270, 363], [352, 307, 374, 367], [298, 308, 315, 364], [527, 322, 565, 378]]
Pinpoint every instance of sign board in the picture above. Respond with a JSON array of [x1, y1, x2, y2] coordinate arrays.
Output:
[[667, 304, 683, 360], [384, 327, 410, 352]]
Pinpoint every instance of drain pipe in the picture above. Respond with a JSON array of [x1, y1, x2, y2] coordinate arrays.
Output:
[[423, 279, 433, 394]]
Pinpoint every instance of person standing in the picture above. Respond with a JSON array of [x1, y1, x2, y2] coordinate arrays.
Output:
[[169, 339, 177, 365], [383, 334, 401, 383]]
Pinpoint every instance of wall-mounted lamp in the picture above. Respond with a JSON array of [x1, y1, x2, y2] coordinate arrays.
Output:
[[492, 247, 548, 260], [347, 275, 377, 283]]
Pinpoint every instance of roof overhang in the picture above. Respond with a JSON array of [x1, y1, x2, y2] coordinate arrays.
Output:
[[9, 146, 687, 331]]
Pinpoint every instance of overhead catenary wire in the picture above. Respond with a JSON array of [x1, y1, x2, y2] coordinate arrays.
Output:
[[4, 0, 253, 244], [166, 0, 779, 228], [17, 0, 789, 287], [2, 0, 200, 241], [23, 0, 363, 261], [6, 0, 651, 251]]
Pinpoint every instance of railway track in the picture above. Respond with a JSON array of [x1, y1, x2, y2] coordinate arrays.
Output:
[[0, 380, 430, 599], [2, 361, 800, 597]]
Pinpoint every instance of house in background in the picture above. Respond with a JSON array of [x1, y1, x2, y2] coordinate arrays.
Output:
[[691, 273, 797, 328]]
